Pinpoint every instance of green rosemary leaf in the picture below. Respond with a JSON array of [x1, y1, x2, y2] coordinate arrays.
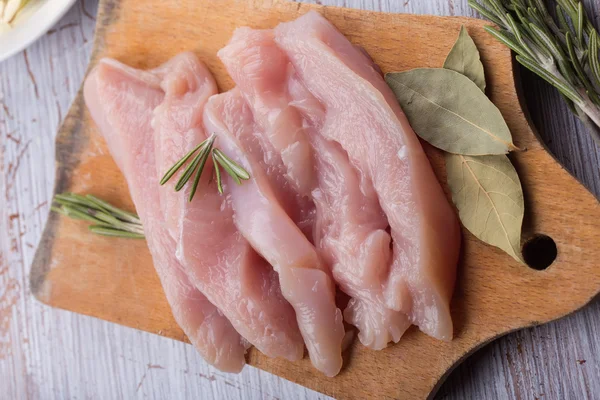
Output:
[[484, 26, 532, 61], [584, 19, 598, 44], [530, 0, 549, 18], [566, 31, 585, 80], [54, 193, 90, 208], [576, 1, 584, 46], [509, 0, 525, 14], [73, 207, 108, 224], [528, 23, 565, 62], [188, 142, 212, 202], [580, 50, 589, 69], [52, 204, 90, 221], [84, 195, 140, 224], [87, 222, 115, 230], [160, 142, 202, 185], [506, 13, 531, 55], [229, 170, 242, 185], [589, 31, 600, 87], [212, 152, 224, 194], [487, 0, 506, 19], [215, 153, 242, 185], [468, 0, 504, 26], [176, 149, 204, 191], [175, 152, 200, 191], [91, 210, 134, 231], [535, 7, 566, 50], [517, 24, 547, 61], [565, 32, 599, 104], [586, 90, 600, 108], [212, 149, 250, 181], [175, 135, 215, 192], [526, 5, 546, 30], [161, 133, 250, 200], [557, 0, 577, 20], [52, 192, 144, 239], [513, 4, 528, 27], [90, 221, 143, 236], [515, 55, 582, 103], [556, 5, 573, 36], [50, 206, 65, 215], [472, 0, 600, 134], [53, 202, 104, 224], [556, 58, 577, 84], [89, 225, 145, 239]]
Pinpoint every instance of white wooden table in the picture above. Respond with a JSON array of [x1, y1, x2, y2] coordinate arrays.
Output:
[[1, 1, 599, 399]]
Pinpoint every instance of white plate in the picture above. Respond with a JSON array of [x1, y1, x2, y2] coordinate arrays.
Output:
[[0, 0, 77, 62]]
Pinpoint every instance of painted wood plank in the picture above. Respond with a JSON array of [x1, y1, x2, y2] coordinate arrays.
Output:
[[1, 0, 599, 399]]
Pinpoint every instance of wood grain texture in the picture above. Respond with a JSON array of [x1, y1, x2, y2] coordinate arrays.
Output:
[[2, 1, 600, 399]]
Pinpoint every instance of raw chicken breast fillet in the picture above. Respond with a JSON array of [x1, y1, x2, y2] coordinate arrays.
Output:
[[274, 11, 461, 341], [218, 29, 316, 238], [218, 27, 315, 198], [152, 53, 304, 361], [220, 29, 411, 349], [84, 56, 248, 372], [83, 8, 461, 376], [203, 89, 345, 377]]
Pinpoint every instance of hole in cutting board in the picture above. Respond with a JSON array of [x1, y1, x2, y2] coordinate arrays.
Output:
[[522, 234, 557, 270]]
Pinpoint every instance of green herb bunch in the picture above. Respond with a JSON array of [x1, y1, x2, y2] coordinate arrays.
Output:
[[160, 133, 250, 202], [52, 193, 145, 239], [469, 0, 600, 144]]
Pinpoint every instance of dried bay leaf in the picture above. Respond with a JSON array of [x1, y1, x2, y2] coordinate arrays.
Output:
[[444, 26, 486, 92], [386, 27, 525, 262], [445, 153, 524, 262], [441, 27, 524, 262], [385, 68, 518, 155]]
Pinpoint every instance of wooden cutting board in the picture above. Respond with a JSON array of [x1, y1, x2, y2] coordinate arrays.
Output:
[[30, 0, 600, 398]]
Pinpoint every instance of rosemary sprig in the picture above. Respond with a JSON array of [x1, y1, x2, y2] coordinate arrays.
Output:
[[51, 138, 249, 236], [160, 134, 250, 201], [469, 0, 600, 145], [51, 193, 145, 239]]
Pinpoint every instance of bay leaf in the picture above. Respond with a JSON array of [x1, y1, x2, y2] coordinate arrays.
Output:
[[385, 68, 517, 155], [443, 26, 486, 92], [445, 153, 524, 262]]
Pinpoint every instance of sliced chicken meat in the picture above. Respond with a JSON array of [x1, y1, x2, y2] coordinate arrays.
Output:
[[152, 53, 304, 361], [218, 28, 315, 197], [274, 11, 461, 341], [83, 57, 248, 372], [83, 9, 461, 377], [220, 28, 411, 349], [310, 135, 412, 349], [203, 89, 345, 377], [218, 29, 316, 238]]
